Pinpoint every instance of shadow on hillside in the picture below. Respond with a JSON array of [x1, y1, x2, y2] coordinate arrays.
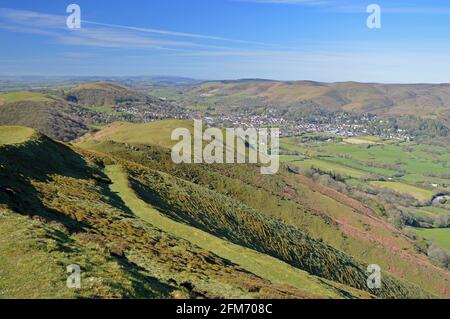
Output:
[[110, 257, 180, 298], [129, 178, 208, 232], [0, 135, 132, 231]]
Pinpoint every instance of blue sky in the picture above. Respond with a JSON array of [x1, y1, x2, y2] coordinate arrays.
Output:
[[1, 0, 450, 83]]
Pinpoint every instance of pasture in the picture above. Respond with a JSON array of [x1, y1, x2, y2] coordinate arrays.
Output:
[[412, 228, 450, 251]]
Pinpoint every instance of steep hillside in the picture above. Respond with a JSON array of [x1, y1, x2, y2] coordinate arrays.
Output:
[[77, 120, 450, 298], [2, 122, 448, 298], [0, 127, 369, 299], [0, 91, 88, 141]]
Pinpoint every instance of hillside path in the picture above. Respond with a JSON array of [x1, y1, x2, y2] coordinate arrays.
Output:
[[104, 164, 366, 299]]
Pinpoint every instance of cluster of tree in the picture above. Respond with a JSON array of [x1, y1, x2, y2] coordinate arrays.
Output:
[[291, 166, 349, 193], [395, 116, 449, 138], [375, 188, 419, 207], [293, 165, 449, 227], [398, 206, 450, 228], [427, 244, 450, 270], [290, 161, 450, 273]]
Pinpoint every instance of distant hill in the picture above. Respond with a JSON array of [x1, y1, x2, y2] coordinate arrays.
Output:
[[0, 91, 89, 141], [65, 82, 143, 108], [0, 82, 184, 142], [0, 76, 204, 93], [64, 82, 186, 119], [162, 80, 450, 126]]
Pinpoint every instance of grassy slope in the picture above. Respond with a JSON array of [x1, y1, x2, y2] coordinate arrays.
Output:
[[0, 126, 36, 145], [1, 129, 324, 299], [105, 164, 368, 299], [0, 91, 52, 104], [76, 120, 450, 298], [0, 208, 175, 299], [0, 209, 76, 298], [225, 163, 449, 297], [100, 153, 435, 298], [77, 120, 193, 148]]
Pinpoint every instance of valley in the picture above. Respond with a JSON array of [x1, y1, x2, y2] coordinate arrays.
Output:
[[2, 0, 450, 307], [0, 78, 449, 299]]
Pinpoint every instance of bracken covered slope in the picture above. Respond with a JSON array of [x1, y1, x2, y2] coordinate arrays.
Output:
[[1, 127, 371, 299], [77, 120, 450, 298]]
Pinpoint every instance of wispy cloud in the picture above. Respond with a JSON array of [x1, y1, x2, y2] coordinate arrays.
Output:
[[234, 0, 330, 5], [3, 6, 450, 82], [233, 0, 342, 6], [234, 0, 450, 14], [0, 7, 278, 51], [382, 6, 450, 14], [0, 8, 188, 50], [82, 20, 271, 46]]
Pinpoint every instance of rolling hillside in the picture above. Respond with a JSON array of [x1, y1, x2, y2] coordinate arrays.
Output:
[[0, 82, 184, 142], [65, 82, 143, 107], [64, 82, 184, 116], [0, 91, 89, 141], [2, 79, 450, 145], [1, 127, 346, 299], [154, 80, 450, 126], [2, 124, 448, 298], [76, 120, 450, 298]]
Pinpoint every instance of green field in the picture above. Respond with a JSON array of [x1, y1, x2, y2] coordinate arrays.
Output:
[[420, 206, 450, 215], [411, 228, 450, 251], [280, 135, 449, 188], [280, 134, 448, 223], [0, 91, 52, 104], [344, 136, 381, 145], [370, 181, 434, 203], [279, 155, 304, 162], [289, 158, 367, 178], [281, 137, 448, 176]]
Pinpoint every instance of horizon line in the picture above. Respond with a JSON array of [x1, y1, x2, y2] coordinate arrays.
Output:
[[1, 74, 450, 86]]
